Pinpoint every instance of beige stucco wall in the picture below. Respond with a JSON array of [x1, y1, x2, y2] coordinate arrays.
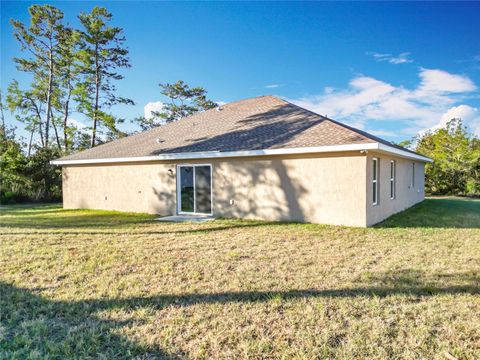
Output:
[[62, 162, 177, 215], [62, 152, 368, 227], [365, 152, 425, 226], [62, 151, 426, 227]]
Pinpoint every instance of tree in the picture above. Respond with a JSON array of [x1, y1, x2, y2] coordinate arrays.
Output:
[[415, 118, 480, 196], [0, 125, 29, 204], [10, 5, 65, 148], [134, 80, 217, 130], [0, 91, 6, 140], [25, 145, 62, 201], [56, 27, 82, 152], [6, 80, 44, 155], [76, 6, 133, 147]]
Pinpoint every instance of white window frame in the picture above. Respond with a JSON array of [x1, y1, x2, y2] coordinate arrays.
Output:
[[411, 162, 415, 189], [176, 164, 213, 215], [372, 157, 379, 206], [390, 160, 396, 200]]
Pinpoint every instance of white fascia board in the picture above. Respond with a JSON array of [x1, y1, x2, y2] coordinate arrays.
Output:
[[50, 142, 432, 165], [375, 143, 433, 163]]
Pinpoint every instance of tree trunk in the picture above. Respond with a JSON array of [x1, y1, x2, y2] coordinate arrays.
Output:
[[45, 43, 54, 148], [0, 93, 5, 138], [91, 43, 100, 148], [63, 85, 72, 152], [38, 119, 45, 147], [28, 124, 36, 157], [50, 108, 62, 151]]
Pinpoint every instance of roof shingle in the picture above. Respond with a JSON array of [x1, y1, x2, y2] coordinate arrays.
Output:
[[58, 95, 418, 161]]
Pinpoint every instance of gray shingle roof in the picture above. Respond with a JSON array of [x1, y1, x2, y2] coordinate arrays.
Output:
[[57, 95, 419, 161]]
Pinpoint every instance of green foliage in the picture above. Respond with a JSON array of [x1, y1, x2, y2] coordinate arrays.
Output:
[[0, 127, 61, 204], [4, 5, 136, 204], [76, 6, 134, 147], [24, 146, 62, 201], [0, 127, 29, 203], [415, 119, 480, 196], [394, 139, 412, 148], [134, 80, 217, 130], [8, 4, 132, 152], [10, 5, 66, 149]]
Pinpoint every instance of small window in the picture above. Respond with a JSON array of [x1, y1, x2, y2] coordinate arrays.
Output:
[[411, 162, 415, 188], [390, 160, 396, 199], [372, 158, 379, 205]]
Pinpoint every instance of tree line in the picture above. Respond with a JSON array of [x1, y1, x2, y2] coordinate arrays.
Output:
[[1, 4, 216, 203]]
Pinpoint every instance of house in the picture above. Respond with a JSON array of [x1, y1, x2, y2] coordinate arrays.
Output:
[[52, 96, 432, 227]]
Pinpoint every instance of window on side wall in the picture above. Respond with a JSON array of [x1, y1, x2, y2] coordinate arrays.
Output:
[[390, 160, 396, 199], [372, 158, 379, 205]]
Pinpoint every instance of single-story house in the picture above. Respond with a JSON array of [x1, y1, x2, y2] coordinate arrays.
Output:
[[52, 95, 432, 227]]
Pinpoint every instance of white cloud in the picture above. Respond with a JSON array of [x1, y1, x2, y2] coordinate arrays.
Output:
[[215, 100, 227, 106], [290, 68, 478, 138], [417, 68, 476, 93], [369, 52, 413, 64], [67, 118, 87, 129], [144, 101, 164, 120], [419, 105, 480, 137], [265, 84, 282, 89]]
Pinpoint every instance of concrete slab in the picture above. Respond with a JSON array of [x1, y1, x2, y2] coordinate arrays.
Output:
[[155, 215, 215, 223]]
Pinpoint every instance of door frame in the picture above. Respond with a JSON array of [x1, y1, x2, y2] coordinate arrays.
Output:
[[176, 164, 213, 215]]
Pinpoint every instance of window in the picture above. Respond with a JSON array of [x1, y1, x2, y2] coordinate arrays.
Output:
[[372, 158, 379, 205], [411, 162, 415, 188], [390, 160, 396, 199]]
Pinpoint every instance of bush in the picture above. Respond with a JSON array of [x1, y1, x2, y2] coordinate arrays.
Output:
[[415, 119, 480, 196], [1, 134, 62, 204]]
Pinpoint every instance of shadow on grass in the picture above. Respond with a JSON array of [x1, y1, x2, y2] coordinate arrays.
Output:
[[2, 269, 479, 357], [0, 208, 156, 230], [0, 282, 180, 359], [0, 203, 293, 234], [376, 197, 480, 229], [2, 197, 479, 232]]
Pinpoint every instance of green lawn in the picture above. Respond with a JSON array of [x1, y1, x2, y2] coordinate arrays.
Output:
[[1, 198, 479, 359]]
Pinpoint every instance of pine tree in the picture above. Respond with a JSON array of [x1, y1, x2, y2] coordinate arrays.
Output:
[[76, 6, 133, 147], [10, 5, 65, 148]]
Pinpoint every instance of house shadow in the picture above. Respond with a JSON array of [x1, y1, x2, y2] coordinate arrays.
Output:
[[0, 281, 180, 359], [2, 269, 478, 357]]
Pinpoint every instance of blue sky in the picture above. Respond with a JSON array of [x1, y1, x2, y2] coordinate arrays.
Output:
[[1, 1, 480, 142]]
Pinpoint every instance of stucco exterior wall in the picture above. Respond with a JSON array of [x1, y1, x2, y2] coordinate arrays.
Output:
[[62, 162, 177, 215], [62, 152, 368, 227], [62, 151, 426, 227], [365, 153, 425, 226]]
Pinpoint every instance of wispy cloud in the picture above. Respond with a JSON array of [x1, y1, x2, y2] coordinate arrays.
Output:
[[290, 68, 479, 138], [265, 84, 282, 89], [368, 51, 413, 64]]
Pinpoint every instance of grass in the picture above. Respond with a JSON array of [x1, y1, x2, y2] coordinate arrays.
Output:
[[0, 198, 479, 359]]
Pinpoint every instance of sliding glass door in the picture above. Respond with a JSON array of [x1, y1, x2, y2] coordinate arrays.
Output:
[[177, 165, 212, 214]]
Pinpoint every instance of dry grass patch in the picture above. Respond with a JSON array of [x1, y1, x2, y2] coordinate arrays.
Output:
[[1, 198, 479, 359]]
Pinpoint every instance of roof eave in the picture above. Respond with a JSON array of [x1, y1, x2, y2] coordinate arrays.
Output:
[[50, 142, 432, 166]]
